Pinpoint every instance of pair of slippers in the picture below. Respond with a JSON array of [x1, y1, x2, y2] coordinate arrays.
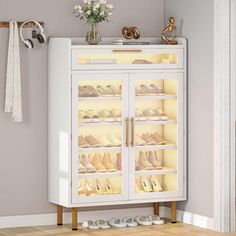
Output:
[[109, 217, 138, 228], [82, 220, 110, 229], [135, 215, 164, 226]]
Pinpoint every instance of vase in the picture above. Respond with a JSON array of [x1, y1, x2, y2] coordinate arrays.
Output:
[[86, 22, 101, 45]]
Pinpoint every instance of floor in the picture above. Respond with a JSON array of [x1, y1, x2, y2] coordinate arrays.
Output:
[[0, 223, 236, 236]]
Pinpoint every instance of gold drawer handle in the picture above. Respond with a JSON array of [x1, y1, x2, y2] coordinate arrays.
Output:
[[112, 49, 143, 53], [125, 118, 129, 147], [131, 117, 135, 147]]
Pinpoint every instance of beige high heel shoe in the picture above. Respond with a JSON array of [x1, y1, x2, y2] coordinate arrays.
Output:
[[95, 179, 109, 195], [78, 179, 87, 196], [150, 175, 163, 192], [85, 179, 97, 196], [140, 176, 153, 192], [135, 177, 144, 193], [105, 178, 119, 194]]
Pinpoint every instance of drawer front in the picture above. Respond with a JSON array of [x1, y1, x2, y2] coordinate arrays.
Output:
[[71, 48, 184, 70]]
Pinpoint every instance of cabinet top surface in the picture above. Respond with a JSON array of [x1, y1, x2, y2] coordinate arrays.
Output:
[[49, 37, 186, 49]]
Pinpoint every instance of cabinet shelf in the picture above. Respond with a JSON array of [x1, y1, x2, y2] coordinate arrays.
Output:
[[78, 171, 122, 179], [78, 96, 122, 101], [136, 95, 177, 100], [135, 120, 177, 125], [135, 168, 177, 176], [135, 143, 177, 151], [78, 147, 122, 153], [78, 121, 122, 127]]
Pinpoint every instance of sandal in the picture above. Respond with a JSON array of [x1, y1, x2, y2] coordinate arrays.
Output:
[[108, 218, 127, 228], [134, 216, 152, 226], [122, 217, 138, 227], [150, 175, 163, 192], [95, 219, 111, 229], [148, 215, 164, 225], [82, 220, 100, 229]]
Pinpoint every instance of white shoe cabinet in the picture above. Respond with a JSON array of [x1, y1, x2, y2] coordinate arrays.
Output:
[[48, 38, 187, 230]]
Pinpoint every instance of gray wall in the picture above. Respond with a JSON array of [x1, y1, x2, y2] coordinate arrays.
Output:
[[165, 0, 214, 217], [0, 0, 164, 216]]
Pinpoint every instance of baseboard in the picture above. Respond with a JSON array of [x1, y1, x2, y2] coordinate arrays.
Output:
[[0, 206, 214, 230]]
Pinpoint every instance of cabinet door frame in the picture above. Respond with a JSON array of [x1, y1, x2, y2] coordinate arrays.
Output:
[[128, 72, 186, 200], [71, 72, 129, 204]]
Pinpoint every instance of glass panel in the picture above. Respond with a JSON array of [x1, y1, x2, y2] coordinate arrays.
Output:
[[134, 78, 178, 194], [76, 79, 125, 198], [135, 174, 177, 193], [77, 53, 178, 65]]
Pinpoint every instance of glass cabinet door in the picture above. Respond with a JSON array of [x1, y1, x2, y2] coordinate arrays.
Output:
[[128, 73, 184, 200], [72, 48, 184, 70], [71, 73, 129, 204]]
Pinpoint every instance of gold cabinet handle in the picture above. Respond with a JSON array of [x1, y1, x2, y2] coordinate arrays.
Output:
[[112, 49, 143, 53], [131, 117, 135, 147], [125, 118, 129, 147]]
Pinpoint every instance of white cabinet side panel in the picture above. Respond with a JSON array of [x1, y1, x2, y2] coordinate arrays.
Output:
[[48, 38, 72, 206]]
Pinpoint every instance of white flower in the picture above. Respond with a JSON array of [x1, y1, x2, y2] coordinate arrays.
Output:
[[99, 0, 107, 4], [108, 12, 112, 15], [86, 10, 91, 15], [84, 0, 91, 3], [94, 3, 100, 8], [106, 4, 113, 9], [100, 11, 104, 16], [74, 5, 81, 10]]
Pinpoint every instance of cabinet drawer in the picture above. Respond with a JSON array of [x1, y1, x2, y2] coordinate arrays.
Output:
[[71, 48, 184, 70]]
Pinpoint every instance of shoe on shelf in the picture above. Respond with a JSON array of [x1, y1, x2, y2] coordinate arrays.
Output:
[[148, 151, 162, 169], [135, 177, 144, 193], [108, 134, 122, 147], [87, 85, 98, 97], [99, 134, 113, 147], [135, 108, 147, 121], [78, 110, 91, 123], [95, 179, 108, 195], [150, 175, 163, 192], [140, 176, 153, 192], [98, 109, 116, 122], [138, 151, 153, 170], [151, 133, 167, 145], [116, 152, 122, 170], [102, 153, 116, 172], [78, 179, 87, 196], [96, 85, 106, 96], [105, 178, 119, 194], [85, 179, 97, 196], [150, 84, 165, 95], [110, 109, 122, 122], [86, 110, 100, 123], [147, 215, 165, 225], [78, 155, 87, 173], [104, 85, 115, 96], [78, 85, 89, 97], [91, 154, 107, 172], [157, 108, 168, 121], [142, 133, 157, 145], [78, 135, 90, 148], [136, 135, 146, 146], [81, 154, 96, 173], [86, 135, 101, 147]]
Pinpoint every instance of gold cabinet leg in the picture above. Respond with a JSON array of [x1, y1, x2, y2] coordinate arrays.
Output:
[[154, 202, 160, 215], [57, 205, 63, 226], [72, 207, 78, 230], [171, 201, 177, 223]]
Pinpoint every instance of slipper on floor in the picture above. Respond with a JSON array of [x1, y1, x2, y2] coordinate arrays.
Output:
[[95, 219, 111, 229], [134, 216, 152, 226], [122, 217, 138, 227], [108, 218, 127, 228], [82, 220, 100, 229], [148, 215, 165, 225]]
